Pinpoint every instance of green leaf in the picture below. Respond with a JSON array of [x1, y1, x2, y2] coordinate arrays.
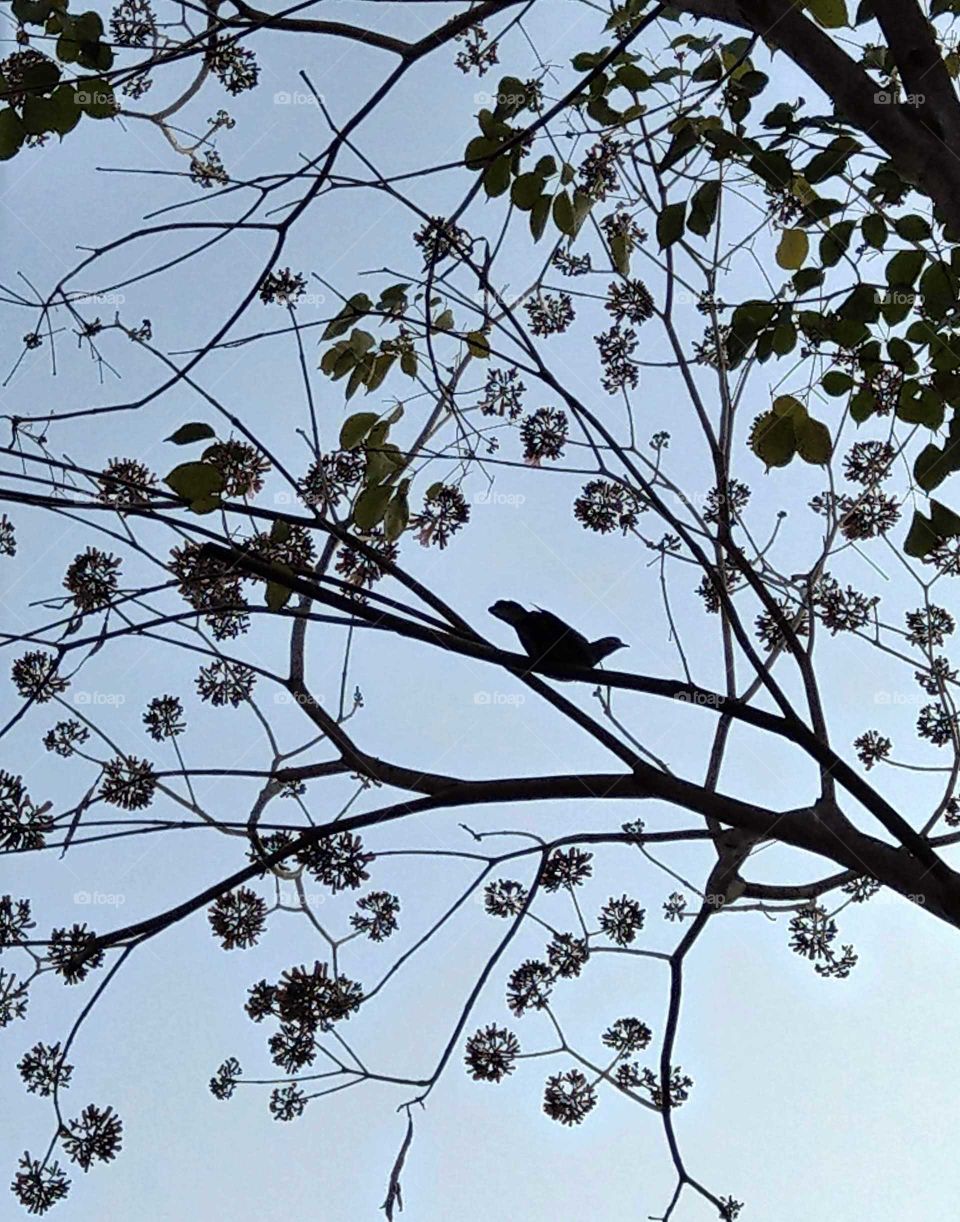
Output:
[[511, 172, 544, 211], [776, 228, 809, 270], [805, 0, 848, 28], [552, 191, 575, 236], [46, 83, 81, 134], [464, 135, 500, 170], [793, 267, 825, 293], [656, 201, 686, 249], [819, 221, 854, 267], [353, 483, 394, 531], [265, 565, 294, 612], [796, 416, 832, 464], [895, 214, 932, 242], [364, 352, 395, 394], [74, 77, 116, 118], [616, 63, 652, 91], [886, 249, 925, 287], [821, 371, 853, 396], [687, 180, 720, 238], [340, 411, 380, 450], [861, 213, 887, 249], [383, 489, 410, 542], [751, 410, 797, 468], [920, 261, 957, 320], [483, 156, 511, 198], [466, 331, 491, 359], [164, 462, 224, 514], [166, 422, 216, 445], [0, 108, 25, 160], [904, 510, 938, 558], [433, 309, 454, 332], [609, 233, 630, 277], [838, 283, 879, 323], [530, 195, 550, 242], [323, 294, 372, 341], [932, 498, 960, 537], [659, 122, 697, 172], [914, 443, 953, 492]]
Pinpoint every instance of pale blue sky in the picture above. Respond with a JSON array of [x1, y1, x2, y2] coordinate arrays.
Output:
[[2, 4, 959, 1220]]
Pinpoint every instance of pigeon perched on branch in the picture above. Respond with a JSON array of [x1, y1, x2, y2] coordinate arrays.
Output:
[[489, 600, 627, 670]]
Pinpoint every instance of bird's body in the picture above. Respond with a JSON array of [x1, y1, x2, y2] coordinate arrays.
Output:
[[489, 599, 627, 670]]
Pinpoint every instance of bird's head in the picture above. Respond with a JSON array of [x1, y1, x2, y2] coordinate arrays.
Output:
[[590, 637, 628, 664], [488, 599, 528, 626]]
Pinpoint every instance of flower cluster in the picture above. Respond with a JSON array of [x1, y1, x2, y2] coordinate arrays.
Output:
[[110, 0, 156, 46], [61, 1104, 123, 1170], [350, 891, 400, 941], [574, 479, 643, 534], [0, 513, 16, 556], [413, 216, 471, 265], [63, 547, 121, 613], [208, 887, 268, 949], [100, 755, 157, 810], [300, 450, 365, 511], [11, 650, 67, 703], [259, 267, 306, 306], [546, 932, 589, 978], [11, 1154, 70, 1214], [842, 440, 895, 485], [905, 605, 955, 649], [596, 324, 639, 393], [207, 39, 260, 94], [18, 1041, 72, 1097], [169, 541, 249, 640], [464, 1024, 520, 1081], [853, 729, 891, 770], [506, 959, 554, 1016], [812, 576, 876, 636], [414, 484, 470, 548], [197, 658, 256, 706], [578, 137, 627, 201], [484, 878, 528, 917], [297, 831, 373, 892], [543, 1069, 597, 1125], [789, 903, 857, 978], [143, 695, 185, 741], [453, 22, 499, 75], [0, 895, 34, 948], [270, 1084, 307, 1121], [605, 279, 655, 325], [334, 529, 398, 595], [703, 480, 750, 524], [0, 771, 53, 852], [205, 439, 271, 498], [47, 924, 104, 984], [97, 457, 157, 509], [478, 367, 525, 419], [520, 407, 568, 464], [541, 847, 593, 892], [210, 1056, 241, 1099], [598, 895, 646, 946], [525, 292, 574, 336]]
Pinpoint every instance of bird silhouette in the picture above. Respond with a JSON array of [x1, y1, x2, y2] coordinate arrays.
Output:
[[489, 600, 627, 670]]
